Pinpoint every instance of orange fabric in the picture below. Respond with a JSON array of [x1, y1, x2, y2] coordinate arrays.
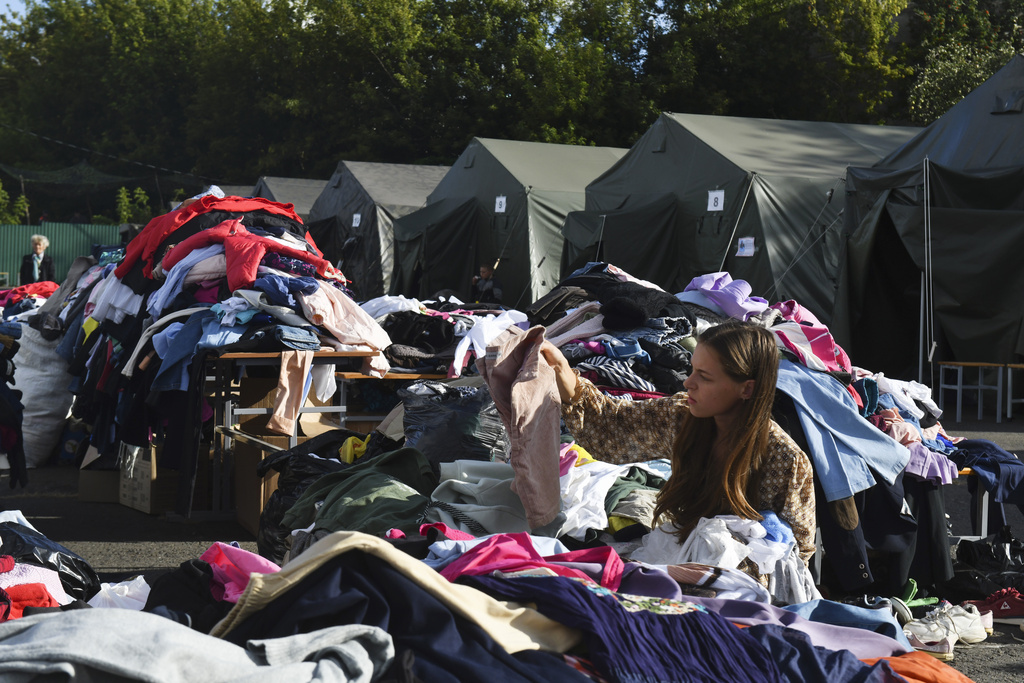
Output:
[[861, 650, 975, 682]]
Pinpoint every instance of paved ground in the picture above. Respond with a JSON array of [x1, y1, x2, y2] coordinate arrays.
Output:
[[2, 408, 1024, 680]]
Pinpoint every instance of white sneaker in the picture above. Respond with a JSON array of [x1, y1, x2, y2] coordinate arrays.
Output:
[[904, 631, 956, 661], [972, 606, 995, 634], [944, 603, 989, 644], [904, 601, 988, 646]]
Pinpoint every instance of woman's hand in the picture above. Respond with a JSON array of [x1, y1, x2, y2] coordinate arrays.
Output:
[[539, 341, 579, 403]]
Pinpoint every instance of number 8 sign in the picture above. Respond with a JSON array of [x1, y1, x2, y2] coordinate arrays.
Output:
[[707, 190, 725, 212]]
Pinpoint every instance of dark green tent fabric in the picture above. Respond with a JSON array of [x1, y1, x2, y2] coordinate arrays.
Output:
[[390, 197, 482, 300], [306, 161, 449, 300], [835, 55, 1024, 377], [391, 138, 627, 306], [562, 113, 919, 323]]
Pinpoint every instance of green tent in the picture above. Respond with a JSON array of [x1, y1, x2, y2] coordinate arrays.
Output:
[[252, 176, 328, 220], [305, 161, 449, 300], [834, 55, 1024, 378], [562, 113, 920, 324], [390, 138, 627, 307]]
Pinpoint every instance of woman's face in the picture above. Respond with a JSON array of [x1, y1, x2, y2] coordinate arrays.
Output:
[[683, 343, 754, 420], [32, 242, 45, 255]]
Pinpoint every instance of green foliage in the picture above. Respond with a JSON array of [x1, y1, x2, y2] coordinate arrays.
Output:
[[896, 0, 1024, 123], [0, 179, 30, 224], [115, 186, 153, 224], [0, 0, 1016, 184]]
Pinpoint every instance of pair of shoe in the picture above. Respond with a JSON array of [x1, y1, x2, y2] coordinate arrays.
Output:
[[903, 601, 988, 661], [967, 586, 1024, 625]]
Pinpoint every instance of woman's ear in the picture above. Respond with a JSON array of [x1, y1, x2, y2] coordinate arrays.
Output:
[[740, 379, 755, 400]]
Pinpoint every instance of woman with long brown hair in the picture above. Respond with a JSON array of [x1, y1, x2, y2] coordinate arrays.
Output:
[[540, 321, 815, 578]]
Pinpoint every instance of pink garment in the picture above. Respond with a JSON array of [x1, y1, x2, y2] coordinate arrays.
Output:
[[439, 532, 625, 590], [868, 408, 921, 446], [418, 523, 476, 541], [199, 542, 281, 603], [297, 282, 391, 377], [191, 280, 222, 304], [559, 443, 582, 476], [476, 325, 562, 529], [771, 320, 852, 374], [904, 443, 960, 485], [770, 300, 824, 326], [266, 349, 314, 436]]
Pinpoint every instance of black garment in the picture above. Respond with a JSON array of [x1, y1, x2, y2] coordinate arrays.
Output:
[[143, 559, 231, 633], [221, 549, 590, 683], [19, 253, 55, 285]]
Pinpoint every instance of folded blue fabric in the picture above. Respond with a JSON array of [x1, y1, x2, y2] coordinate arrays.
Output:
[[274, 324, 320, 351]]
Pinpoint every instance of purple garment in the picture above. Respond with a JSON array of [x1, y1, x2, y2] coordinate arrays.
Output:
[[260, 252, 318, 278], [683, 272, 768, 321], [465, 573, 783, 683], [904, 442, 959, 485], [682, 596, 911, 658]]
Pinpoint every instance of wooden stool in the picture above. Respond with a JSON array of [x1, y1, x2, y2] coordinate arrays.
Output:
[[1005, 363, 1024, 420], [937, 362, 1003, 423]]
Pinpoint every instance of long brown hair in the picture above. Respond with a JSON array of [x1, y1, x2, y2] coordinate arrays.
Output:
[[652, 321, 780, 540]]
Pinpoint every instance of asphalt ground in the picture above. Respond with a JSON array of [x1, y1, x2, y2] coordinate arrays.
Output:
[[2, 408, 1024, 681]]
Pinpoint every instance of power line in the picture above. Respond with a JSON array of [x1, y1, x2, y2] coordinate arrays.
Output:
[[0, 120, 226, 183]]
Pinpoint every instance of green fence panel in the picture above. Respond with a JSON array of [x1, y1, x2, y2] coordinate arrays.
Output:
[[0, 222, 124, 288]]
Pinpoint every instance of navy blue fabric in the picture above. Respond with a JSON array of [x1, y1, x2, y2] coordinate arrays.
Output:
[[465, 574, 782, 683], [220, 550, 588, 682], [253, 273, 319, 308], [950, 439, 1024, 507], [743, 623, 900, 683]]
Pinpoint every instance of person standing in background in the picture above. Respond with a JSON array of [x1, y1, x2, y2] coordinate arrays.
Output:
[[19, 234, 55, 285]]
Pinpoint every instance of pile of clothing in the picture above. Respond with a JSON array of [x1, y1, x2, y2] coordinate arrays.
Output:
[[19, 189, 395, 512], [0, 511, 967, 683]]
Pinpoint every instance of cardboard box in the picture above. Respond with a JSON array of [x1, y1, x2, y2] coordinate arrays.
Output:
[[119, 445, 179, 515], [78, 468, 120, 503], [233, 434, 291, 537]]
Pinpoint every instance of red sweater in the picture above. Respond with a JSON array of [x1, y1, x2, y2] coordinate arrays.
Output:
[[114, 196, 306, 281], [160, 219, 344, 292]]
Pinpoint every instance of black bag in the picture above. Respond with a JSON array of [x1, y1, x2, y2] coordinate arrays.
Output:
[[381, 311, 455, 353], [399, 381, 509, 474], [0, 522, 101, 600]]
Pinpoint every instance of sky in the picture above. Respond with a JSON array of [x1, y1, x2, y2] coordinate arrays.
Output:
[[0, 1, 24, 17]]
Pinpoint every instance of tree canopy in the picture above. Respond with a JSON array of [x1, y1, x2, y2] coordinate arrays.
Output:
[[0, 0, 1017, 221]]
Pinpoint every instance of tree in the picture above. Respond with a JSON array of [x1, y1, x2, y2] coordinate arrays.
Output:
[[647, 0, 908, 122], [900, 0, 1024, 124], [0, 178, 30, 224], [115, 186, 152, 224]]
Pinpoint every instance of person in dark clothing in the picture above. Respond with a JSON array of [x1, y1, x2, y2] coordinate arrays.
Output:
[[19, 234, 56, 285], [470, 264, 502, 304]]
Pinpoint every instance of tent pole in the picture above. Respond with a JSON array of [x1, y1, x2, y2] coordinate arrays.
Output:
[[719, 177, 755, 273], [919, 271, 925, 384]]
